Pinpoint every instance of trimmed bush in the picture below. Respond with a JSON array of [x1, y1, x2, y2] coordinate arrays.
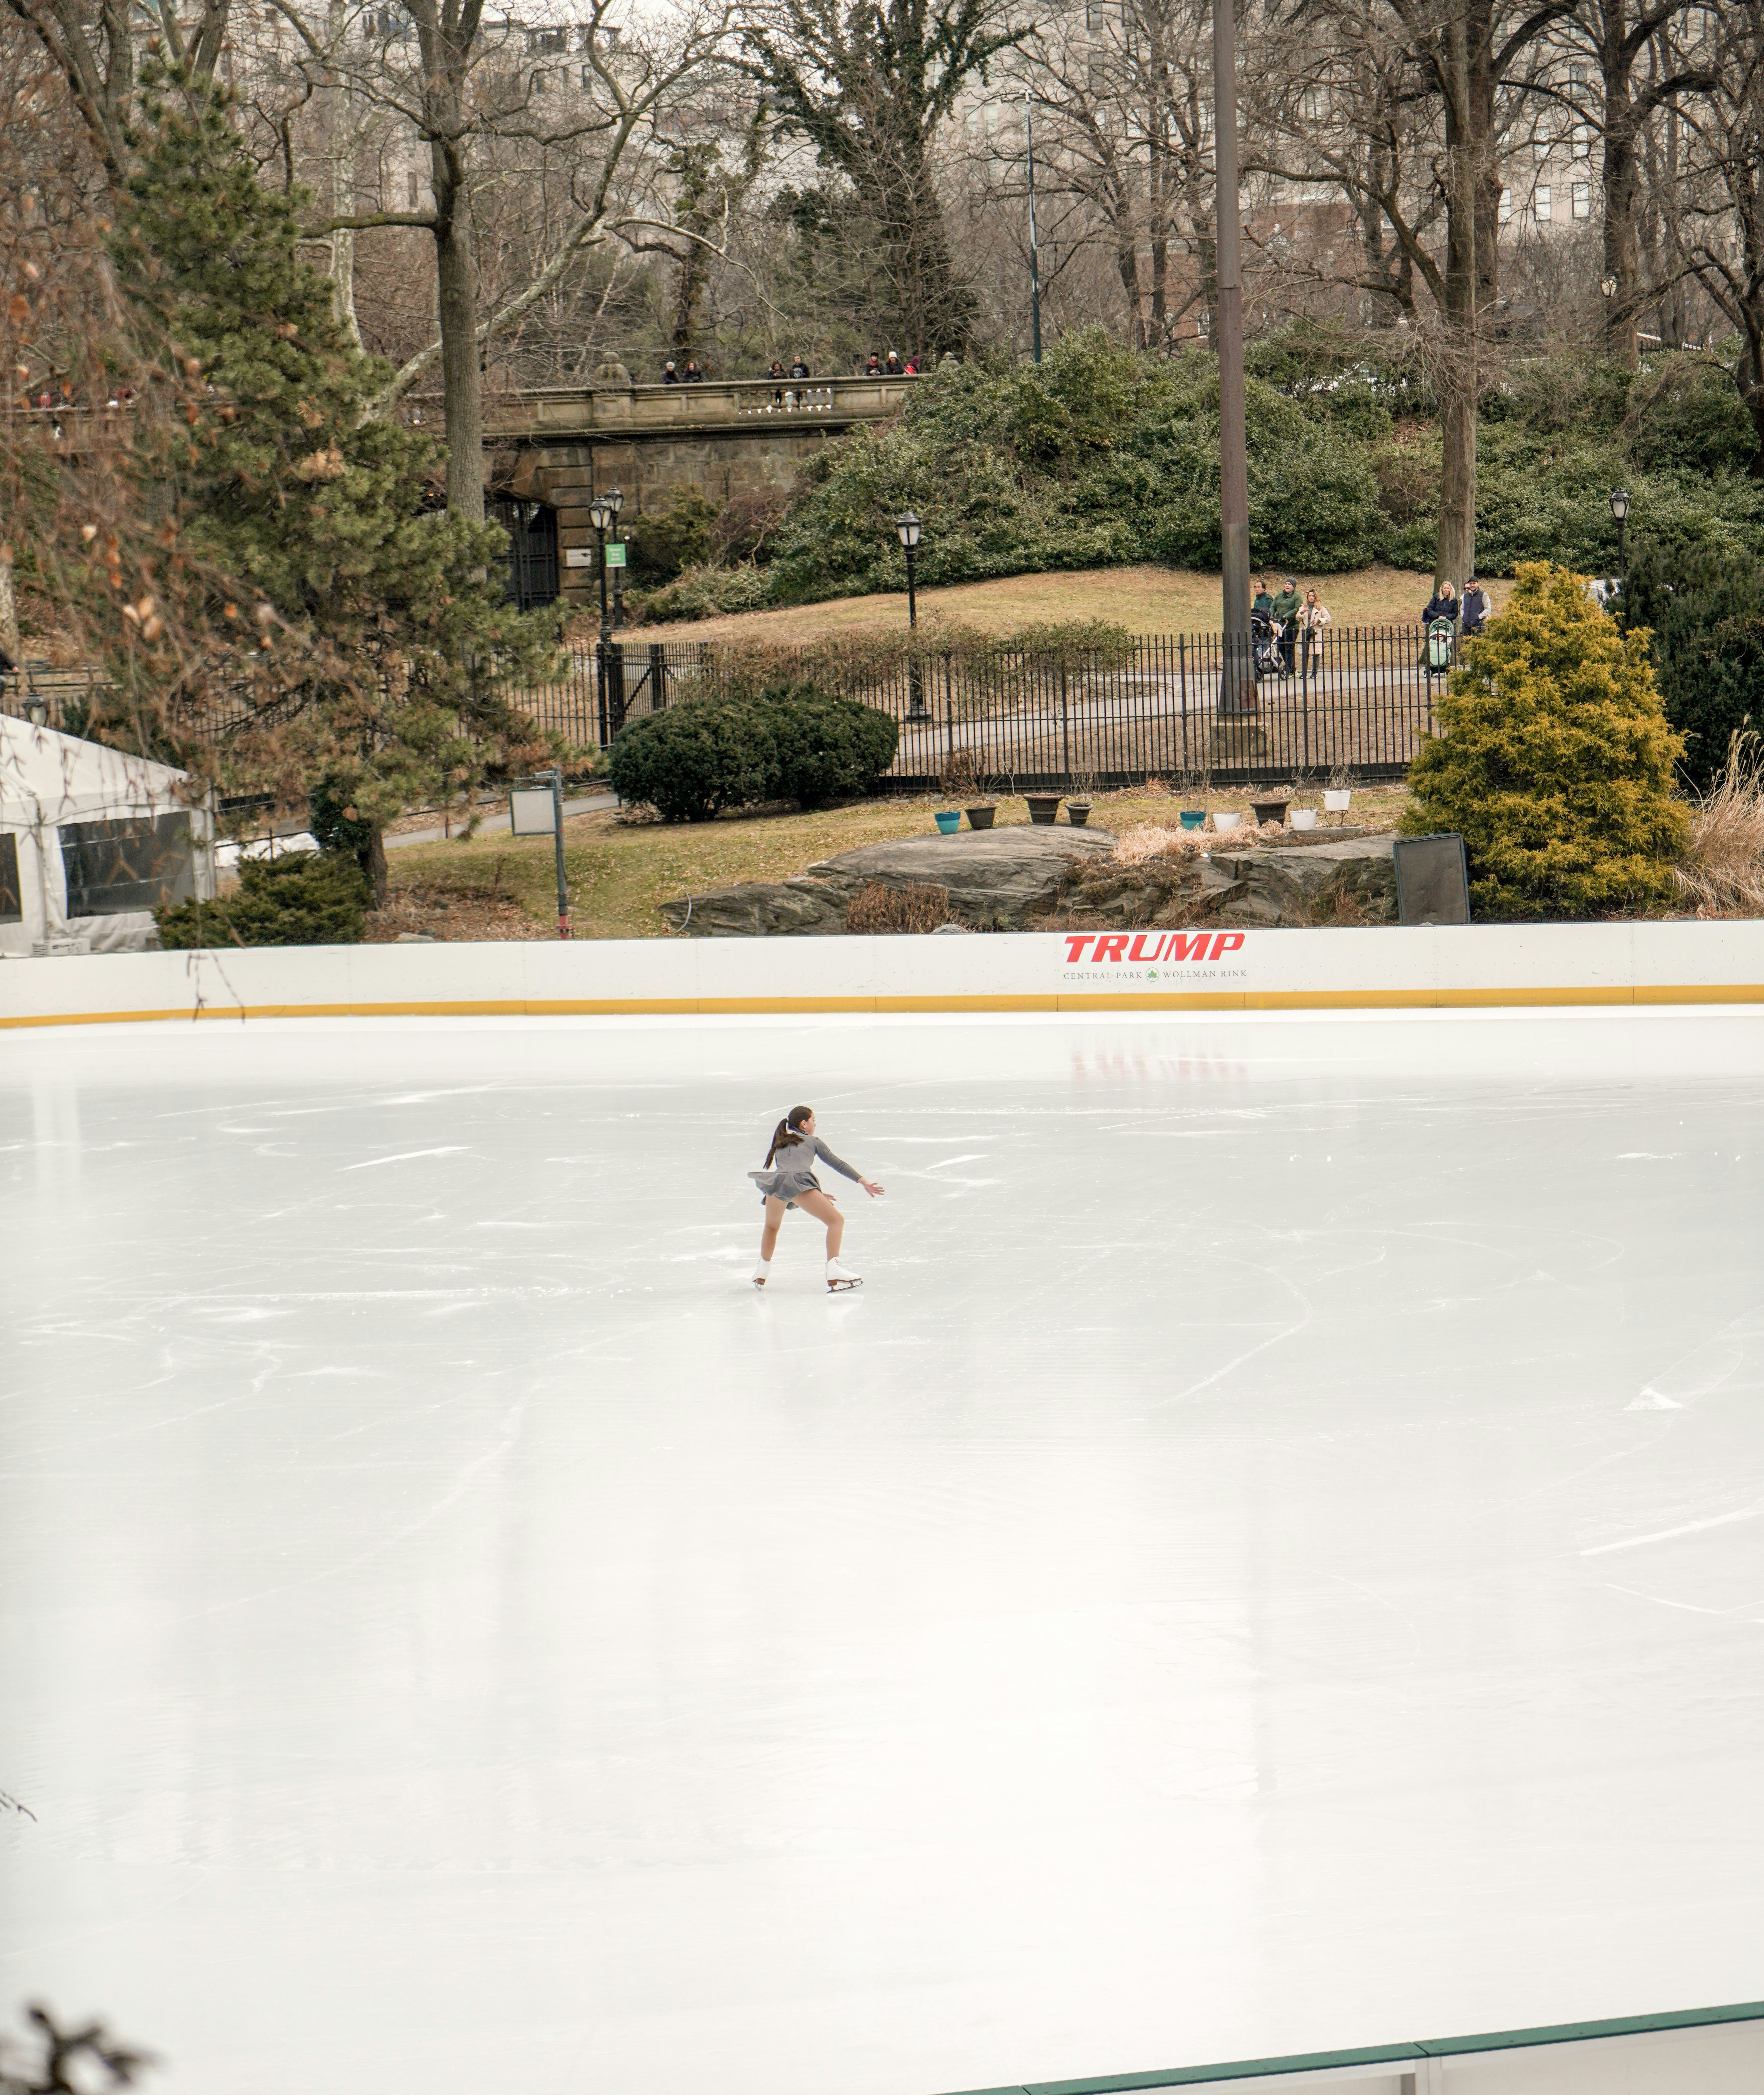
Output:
[[1402, 562, 1688, 917], [606, 695, 770, 822], [155, 850, 370, 946], [845, 880, 950, 933], [761, 684, 899, 808]]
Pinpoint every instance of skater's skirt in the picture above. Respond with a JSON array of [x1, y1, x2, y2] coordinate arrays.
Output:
[[750, 1170, 826, 1206]]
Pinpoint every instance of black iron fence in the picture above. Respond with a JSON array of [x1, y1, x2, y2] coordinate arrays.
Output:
[[504, 625, 1453, 788], [3, 626, 1453, 790]]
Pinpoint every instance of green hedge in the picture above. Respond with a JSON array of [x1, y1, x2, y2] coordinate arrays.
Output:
[[1621, 542, 1764, 789], [607, 684, 900, 821]]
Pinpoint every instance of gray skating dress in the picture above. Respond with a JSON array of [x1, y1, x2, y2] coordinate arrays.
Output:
[[750, 1136, 863, 1207]]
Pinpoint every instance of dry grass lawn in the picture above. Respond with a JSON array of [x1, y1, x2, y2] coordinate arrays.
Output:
[[385, 781, 1412, 942], [589, 565, 1515, 648]]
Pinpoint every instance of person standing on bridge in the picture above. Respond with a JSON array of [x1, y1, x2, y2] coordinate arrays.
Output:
[[885, 349, 903, 375], [683, 358, 706, 383], [662, 360, 680, 384], [790, 356, 810, 380], [864, 353, 882, 376]]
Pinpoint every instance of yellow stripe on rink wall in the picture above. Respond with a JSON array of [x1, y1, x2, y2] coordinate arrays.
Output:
[[3, 926, 1764, 1030]]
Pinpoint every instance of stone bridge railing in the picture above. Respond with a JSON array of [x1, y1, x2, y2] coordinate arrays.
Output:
[[475, 373, 915, 442]]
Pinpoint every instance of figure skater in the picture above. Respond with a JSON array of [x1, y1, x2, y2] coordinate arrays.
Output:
[[750, 1105, 883, 1291]]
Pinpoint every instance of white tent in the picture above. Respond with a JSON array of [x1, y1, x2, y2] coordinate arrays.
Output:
[[0, 716, 215, 956]]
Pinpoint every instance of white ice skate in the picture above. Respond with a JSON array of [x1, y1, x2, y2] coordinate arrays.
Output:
[[825, 1257, 862, 1292], [752, 1258, 771, 1289]]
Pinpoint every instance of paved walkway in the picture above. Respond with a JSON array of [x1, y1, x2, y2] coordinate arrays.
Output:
[[385, 792, 617, 850]]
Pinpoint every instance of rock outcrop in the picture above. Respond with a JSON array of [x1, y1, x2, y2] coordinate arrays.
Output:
[[660, 826, 1114, 935], [1048, 833, 1398, 929]]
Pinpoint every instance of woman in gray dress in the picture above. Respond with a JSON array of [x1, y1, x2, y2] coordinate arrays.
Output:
[[750, 1105, 883, 1290]]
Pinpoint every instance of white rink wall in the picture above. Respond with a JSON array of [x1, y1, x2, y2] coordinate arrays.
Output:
[[1043, 2006, 1764, 2093], [3, 920, 1764, 1027]]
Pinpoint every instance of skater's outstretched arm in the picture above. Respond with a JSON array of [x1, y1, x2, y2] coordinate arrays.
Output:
[[813, 1139, 883, 1197]]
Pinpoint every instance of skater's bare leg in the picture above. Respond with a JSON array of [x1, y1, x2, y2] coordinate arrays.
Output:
[[758, 1195, 790, 1262], [793, 1189, 844, 1257]]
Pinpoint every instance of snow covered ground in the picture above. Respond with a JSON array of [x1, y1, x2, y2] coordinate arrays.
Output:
[[2, 1010, 1761, 2095]]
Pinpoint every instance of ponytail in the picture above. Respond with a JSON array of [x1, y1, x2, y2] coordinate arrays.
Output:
[[764, 1104, 814, 1166]]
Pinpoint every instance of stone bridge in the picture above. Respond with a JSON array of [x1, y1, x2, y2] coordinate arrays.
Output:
[[470, 374, 914, 606]]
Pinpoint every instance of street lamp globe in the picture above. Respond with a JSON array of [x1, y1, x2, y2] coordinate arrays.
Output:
[[1600, 274, 1618, 298], [588, 494, 614, 530], [895, 511, 922, 550], [606, 487, 624, 518], [1608, 487, 1630, 524]]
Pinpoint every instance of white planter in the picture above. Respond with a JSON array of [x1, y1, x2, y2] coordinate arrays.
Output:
[[1323, 789, 1352, 813], [1212, 811, 1242, 833], [1290, 808, 1318, 830]]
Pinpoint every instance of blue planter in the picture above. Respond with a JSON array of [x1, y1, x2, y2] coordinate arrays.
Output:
[[934, 811, 961, 834], [1179, 810, 1206, 831]]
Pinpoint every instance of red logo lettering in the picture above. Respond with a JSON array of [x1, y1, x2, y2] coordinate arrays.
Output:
[[1094, 935, 1129, 962], [1064, 934, 1097, 962], [1166, 932, 1212, 961], [1128, 934, 1166, 962], [1211, 932, 1245, 958]]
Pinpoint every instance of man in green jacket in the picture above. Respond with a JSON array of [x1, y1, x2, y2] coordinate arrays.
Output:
[[1269, 575, 1301, 674]]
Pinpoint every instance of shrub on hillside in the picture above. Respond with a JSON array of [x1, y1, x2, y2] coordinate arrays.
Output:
[[155, 851, 370, 946], [630, 487, 718, 580], [607, 695, 770, 821], [761, 684, 900, 808], [1621, 543, 1764, 789], [607, 685, 899, 819], [1402, 562, 1687, 917]]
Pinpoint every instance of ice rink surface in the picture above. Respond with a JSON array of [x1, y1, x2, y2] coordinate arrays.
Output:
[[2, 1009, 1762, 2095]]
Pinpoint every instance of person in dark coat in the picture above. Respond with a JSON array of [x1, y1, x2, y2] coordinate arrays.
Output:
[[864, 353, 882, 376], [1422, 578, 1459, 627], [661, 359, 680, 384], [790, 356, 810, 380], [1269, 575, 1301, 673], [1460, 575, 1490, 636], [683, 358, 705, 383]]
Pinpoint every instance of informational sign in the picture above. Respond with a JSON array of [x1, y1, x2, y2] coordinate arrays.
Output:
[[604, 542, 628, 568], [564, 548, 594, 569], [508, 785, 559, 837]]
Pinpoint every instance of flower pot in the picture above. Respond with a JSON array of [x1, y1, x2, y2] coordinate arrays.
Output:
[[1323, 789, 1352, 814], [934, 810, 961, 834], [1290, 808, 1318, 831], [965, 804, 996, 831], [1179, 810, 1206, 831], [1250, 796, 1290, 827], [1212, 811, 1242, 833], [1025, 794, 1062, 826], [1066, 802, 1092, 827]]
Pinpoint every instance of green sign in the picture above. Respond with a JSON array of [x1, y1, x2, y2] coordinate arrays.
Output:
[[604, 541, 627, 568]]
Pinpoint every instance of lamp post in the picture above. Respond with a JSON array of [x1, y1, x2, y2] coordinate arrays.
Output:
[[896, 512, 931, 723], [1609, 486, 1630, 577], [588, 491, 616, 642], [23, 697, 49, 728], [510, 766, 571, 939]]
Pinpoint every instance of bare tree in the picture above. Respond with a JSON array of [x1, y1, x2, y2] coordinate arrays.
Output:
[[1682, 0, 1764, 469]]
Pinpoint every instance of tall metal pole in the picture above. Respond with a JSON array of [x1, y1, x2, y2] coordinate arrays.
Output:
[[1212, 0, 1252, 714], [549, 766, 571, 940], [1024, 91, 1044, 365]]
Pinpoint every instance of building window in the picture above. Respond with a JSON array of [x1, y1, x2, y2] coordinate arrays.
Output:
[[1084, 0, 1106, 27], [1567, 62, 1586, 89], [1572, 182, 1591, 219], [1535, 137, 1552, 163], [1535, 185, 1551, 222], [406, 171, 419, 208], [60, 814, 194, 918], [1499, 187, 1512, 223], [1302, 86, 1323, 122], [1572, 124, 1592, 158], [0, 832, 21, 924]]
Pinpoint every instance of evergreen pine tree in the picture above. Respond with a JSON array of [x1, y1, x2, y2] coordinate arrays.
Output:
[[110, 75, 559, 900], [1402, 562, 1689, 918]]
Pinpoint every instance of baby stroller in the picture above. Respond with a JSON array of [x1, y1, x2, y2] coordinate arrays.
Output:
[[1250, 609, 1283, 682]]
